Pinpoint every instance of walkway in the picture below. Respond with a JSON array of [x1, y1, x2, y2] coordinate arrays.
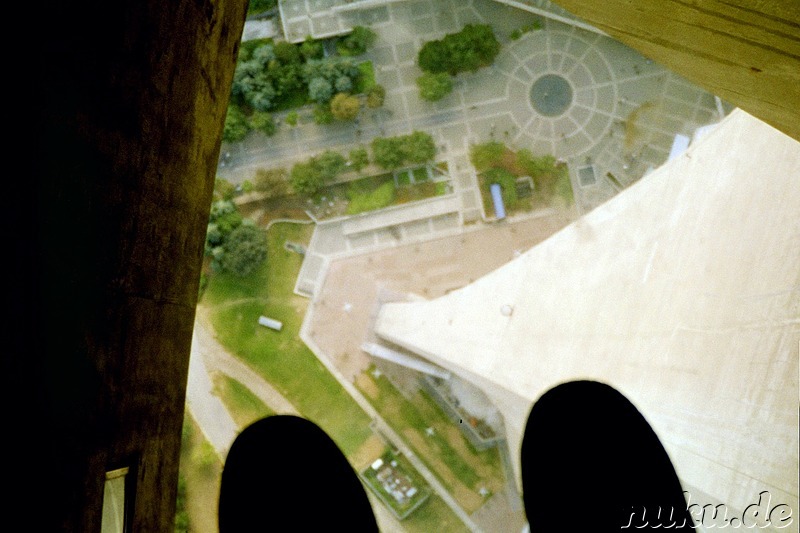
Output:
[[185, 307, 301, 460]]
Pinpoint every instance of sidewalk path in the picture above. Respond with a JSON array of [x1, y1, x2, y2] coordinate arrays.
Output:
[[185, 321, 239, 459], [186, 306, 302, 460]]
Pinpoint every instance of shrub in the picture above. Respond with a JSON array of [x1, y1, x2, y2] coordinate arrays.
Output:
[[338, 26, 377, 56], [330, 93, 360, 121], [418, 24, 500, 75], [366, 84, 385, 108], [253, 168, 291, 198], [249, 111, 276, 136], [416, 72, 453, 101], [222, 105, 249, 142], [470, 141, 506, 171]]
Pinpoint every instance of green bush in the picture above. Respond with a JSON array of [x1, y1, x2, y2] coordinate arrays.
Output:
[[416, 72, 453, 101], [337, 26, 376, 56], [223, 105, 249, 142], [418, 24, 500, 75], [470, 141, 506, 171]]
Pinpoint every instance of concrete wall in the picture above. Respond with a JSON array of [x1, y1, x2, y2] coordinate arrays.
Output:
[[20, 1, 246, 530]]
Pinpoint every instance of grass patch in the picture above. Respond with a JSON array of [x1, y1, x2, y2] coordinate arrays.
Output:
[[211, 373, 275, 429], [201, 224, 372, 457], [471, 142, 573, 215], [396, 171, 412, 186], [395, 181, 439, 204], [412, 166, 429, 182], [177, 415, 222, 533], [403, 493, 466, 533], [346, 176, 396, 215], [356, 366, 503, 512], [355, 60, 377, 93]]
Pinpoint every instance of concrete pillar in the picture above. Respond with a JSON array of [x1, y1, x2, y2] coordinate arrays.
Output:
[[21, 1, 246, 530]]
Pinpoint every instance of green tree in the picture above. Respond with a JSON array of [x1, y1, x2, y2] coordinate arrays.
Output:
[[253, 168, 291, 198], [416, 72, 453, 101], [273, 41, 302, 65], [231, 45, 278, 111], [290, 161, 323, 196], [470, 141, 506, 171], [300, 35, 324, 60], [249, 111, 276, 136], [214, 177, 237, 201], [308, 77, 334, 103], [418, 24, 500, 75], [330, 93, 361, 121], [402, 131, 436, 164], [205, 198, 243, 255], [349, 147, 369, 171], [285, 111, 299, 126], [221, 223, 268, 277], [315, 150, 347, 180], [371, 137, 405, 170], [338, 26, 376, 56], [366, 84, 385, 108], [222, 105, 249, 142], [417, 40, 449, 74], [304, 57, 360, 103], [290, 151, 346, 196]]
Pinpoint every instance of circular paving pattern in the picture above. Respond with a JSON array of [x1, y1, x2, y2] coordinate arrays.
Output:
[[501, 27, 619, 159], [530, 74, 573, 117]]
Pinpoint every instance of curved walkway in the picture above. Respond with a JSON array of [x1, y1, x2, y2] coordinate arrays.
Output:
[[185, 307, 301, 460]]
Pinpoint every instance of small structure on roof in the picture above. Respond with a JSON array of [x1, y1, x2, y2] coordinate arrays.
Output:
[[258, 315, 283, 331]]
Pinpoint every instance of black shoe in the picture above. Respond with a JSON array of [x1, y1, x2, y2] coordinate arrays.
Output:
[[219, 415, 379, 532], [521, 380, 695, 531]]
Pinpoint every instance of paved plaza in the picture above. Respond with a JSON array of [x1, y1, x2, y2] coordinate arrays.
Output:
[[222, 0, 727, 226], [219, 0, 729, 299]]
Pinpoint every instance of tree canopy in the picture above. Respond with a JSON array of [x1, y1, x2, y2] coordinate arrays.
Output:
[[337, 26, 377, 56], [220, 223, 268, 277], [416, 72, 453, 101], [330, 93, 361, 121], [371, 131, 436, 170], [303, 57, 360, 103], [290, 150, 347, 196], [418, 24, 500, 75], [223, 106, 249, 143]]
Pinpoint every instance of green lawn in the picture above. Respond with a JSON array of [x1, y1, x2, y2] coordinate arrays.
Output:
[[211, 373, 275, 429], [357, 366, 503, 511], [201, 223, 372, 457], [404, 494, 468, 533]]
